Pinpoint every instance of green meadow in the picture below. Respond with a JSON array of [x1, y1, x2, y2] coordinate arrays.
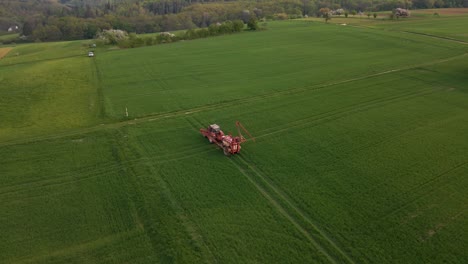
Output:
[[1, 10, 467, 263]]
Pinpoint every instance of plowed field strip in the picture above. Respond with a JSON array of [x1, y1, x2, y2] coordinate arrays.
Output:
[[1, 53, 464, 148], [0, 48, 12, 60]]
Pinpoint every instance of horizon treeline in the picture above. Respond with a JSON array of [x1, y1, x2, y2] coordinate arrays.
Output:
[[1, 0, 467, 42]]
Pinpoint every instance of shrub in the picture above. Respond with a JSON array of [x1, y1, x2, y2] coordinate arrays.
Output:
[[96, 29, 128, 45], [247, 18, 259, 30], [274, 13, 289, 20]]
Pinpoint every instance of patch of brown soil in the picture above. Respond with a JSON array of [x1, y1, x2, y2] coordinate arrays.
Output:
[[0, 47, 12, 60]]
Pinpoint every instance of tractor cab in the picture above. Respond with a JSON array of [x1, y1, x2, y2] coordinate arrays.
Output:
[[208, 124, 224, 141], [208, 124, 221, 133]]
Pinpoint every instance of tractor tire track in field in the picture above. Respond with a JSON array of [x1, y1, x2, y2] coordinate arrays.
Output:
[[0, 145, 216, 199], [255, 87, 439, 141], [0, 53, 465, 149], [0, 158, 136, 199], [127, 129, 218, 264], [340, 22, 468, 46], [0, 125, 214, 199], [91, 54, 107, 119], [182, 85, 455, 263], [187, 117, 353, 264], [236, 155, 355, 264], [229, 158, 349, 264], [344, 113, 465, 156], [139, 163, 218, 264], [401, 31, 468, 45], [379, 160, 468, 220]]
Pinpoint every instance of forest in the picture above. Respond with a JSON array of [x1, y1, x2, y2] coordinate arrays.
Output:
[[1, 0, 467, 42]]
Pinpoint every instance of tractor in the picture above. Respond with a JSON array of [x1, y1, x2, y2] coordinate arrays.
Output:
[[200, 121, 254, 156]]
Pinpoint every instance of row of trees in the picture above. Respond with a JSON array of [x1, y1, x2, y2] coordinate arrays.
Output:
[[111, 19, 253, 48]]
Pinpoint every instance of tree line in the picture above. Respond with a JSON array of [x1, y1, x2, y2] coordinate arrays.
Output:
[[1, 0, 467, 42], [108, 19, 252, 49]]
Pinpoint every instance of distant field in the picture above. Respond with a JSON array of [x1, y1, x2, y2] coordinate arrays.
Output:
[[411, 8, 468, 15], [1, 10, 467, 263], [301, 8, 468, 42], [0, 33, 19, 42], [0, 41, 102, 142]]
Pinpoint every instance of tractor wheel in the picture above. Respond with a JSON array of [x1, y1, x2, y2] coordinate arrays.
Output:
[[223, 147, 231, 156]]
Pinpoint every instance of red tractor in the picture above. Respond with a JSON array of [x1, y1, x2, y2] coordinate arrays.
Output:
[[200, 121, 254, 156]]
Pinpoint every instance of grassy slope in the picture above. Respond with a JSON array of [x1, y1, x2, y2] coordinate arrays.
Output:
[[1, 14, 468, 263], [0, 33, 19, 42]]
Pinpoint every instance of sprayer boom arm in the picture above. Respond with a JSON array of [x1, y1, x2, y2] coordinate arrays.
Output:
[[236, 121, 255, 142]]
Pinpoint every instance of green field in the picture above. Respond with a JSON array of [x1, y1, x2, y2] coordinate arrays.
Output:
[[0, 33, 19, 43], [1, 10, 467, 263]]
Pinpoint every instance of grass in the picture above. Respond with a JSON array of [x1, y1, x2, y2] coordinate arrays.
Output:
[[301, 8, 468, 42], [96, 21, 465, 119], [0, 9, 467, 263], [0, 33, 19, 43], [0, 42, 102, 142]]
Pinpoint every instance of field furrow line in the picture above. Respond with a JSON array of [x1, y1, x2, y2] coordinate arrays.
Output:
[[11, 228, 143, 264], [342, 22, 468, 46], [235, 156, 355, 264], [0, 144, 213, 197], [0, 54, 85, 68], [379, 160, 468, 220], [401, 31, 468, 45], [131, 138, 218, 263], [345, 115, 463, 155], [0, 164, 120, 198], [255, 87, 438, 140], [228, 158, 339, 264], [92, 129, 219, 263], [91, 54, 106, 119]]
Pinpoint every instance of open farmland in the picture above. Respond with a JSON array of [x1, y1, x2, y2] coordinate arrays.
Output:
[[302, 8, 468, 42], [1, 10, 468, 263]]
